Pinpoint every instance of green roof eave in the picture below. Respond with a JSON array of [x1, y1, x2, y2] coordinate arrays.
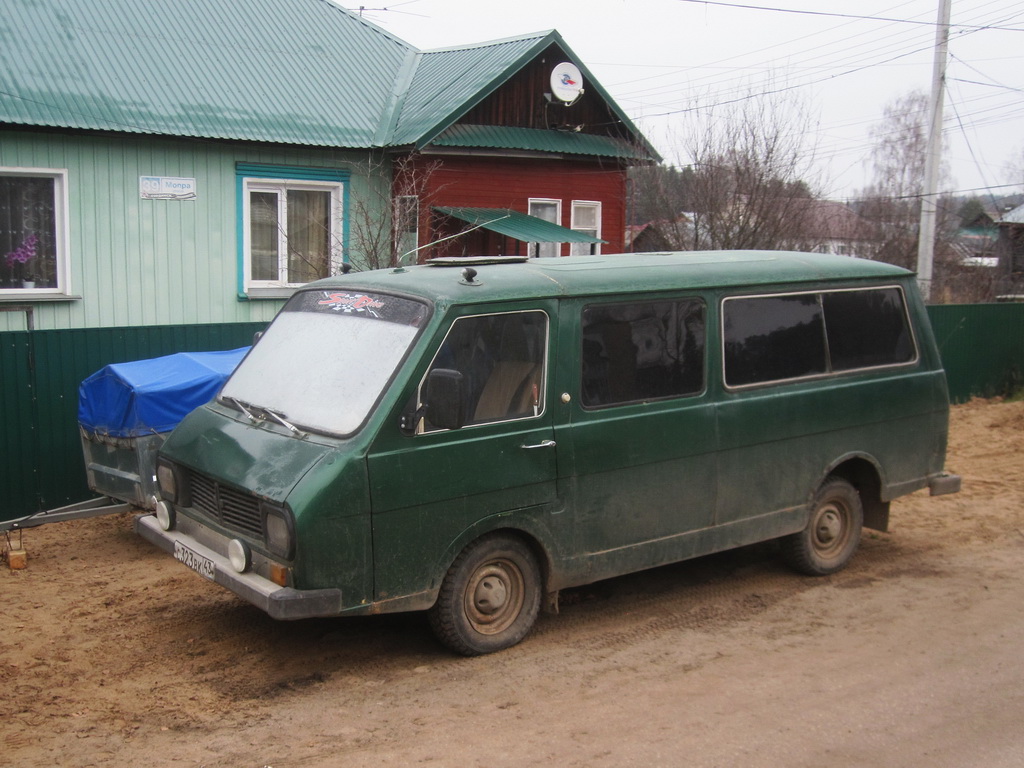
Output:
[[436, 207, 606, 243], [429, 125, 650, 160], [401, 31, 659, 162]]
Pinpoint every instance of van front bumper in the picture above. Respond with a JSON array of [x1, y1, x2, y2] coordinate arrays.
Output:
[[135, 513, 343, 620]]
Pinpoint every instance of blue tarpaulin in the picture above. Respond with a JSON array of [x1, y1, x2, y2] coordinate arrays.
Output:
[[78, 348, 248, 437]]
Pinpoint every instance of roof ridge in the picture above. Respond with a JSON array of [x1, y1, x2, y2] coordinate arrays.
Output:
[[317, 0, 413, 50], [375, 47, 424, 146], [420, 30, 556, 55]]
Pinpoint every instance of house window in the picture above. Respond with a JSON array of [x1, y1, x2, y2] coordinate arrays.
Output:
[[529, 198, 561, 258], [238, 164, 347, 295], [1, 168, 67, 295], [395, 195, 419, 263], [570, 201, 601, 256]]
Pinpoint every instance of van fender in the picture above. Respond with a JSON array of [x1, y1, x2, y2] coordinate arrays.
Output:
[[429, 507, 563, 605], [815, 452, 891, 533]]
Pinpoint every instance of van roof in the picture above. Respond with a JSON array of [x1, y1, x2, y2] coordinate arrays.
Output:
[[313, 251, 913, 304]]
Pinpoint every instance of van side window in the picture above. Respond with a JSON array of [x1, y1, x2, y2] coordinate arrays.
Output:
[[823, 288, 915, 370], [581, 299, 705, 407], [423, 311, 547, 429], [724, 287, 916, 387], [723, 294, 827, 387]]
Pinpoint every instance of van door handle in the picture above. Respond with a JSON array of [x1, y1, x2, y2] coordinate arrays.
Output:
[[520, 439, 556, 450]]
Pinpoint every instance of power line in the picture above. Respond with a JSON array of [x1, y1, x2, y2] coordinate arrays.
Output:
[[672, 0, 1024, 31]]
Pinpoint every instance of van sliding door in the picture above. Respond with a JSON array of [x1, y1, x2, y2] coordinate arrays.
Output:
[[555, 296, 717, 582]]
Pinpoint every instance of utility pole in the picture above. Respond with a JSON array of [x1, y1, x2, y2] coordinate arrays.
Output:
[[916, 0, 952, 302]]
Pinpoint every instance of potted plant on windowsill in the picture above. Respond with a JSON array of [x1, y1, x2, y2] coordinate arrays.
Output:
[[5, 233, 40, 289]]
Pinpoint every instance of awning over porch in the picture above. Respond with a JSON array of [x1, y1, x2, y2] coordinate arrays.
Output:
[[434, 207, 606, 244]]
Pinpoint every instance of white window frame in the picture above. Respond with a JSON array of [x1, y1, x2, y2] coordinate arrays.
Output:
[[570, 200, 601, 256], [528, 198, 562, 258], [242, 177, 343, 292], [0, 166, 71, 299]]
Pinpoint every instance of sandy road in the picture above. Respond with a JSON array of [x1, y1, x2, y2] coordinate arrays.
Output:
[[2, 398, 1022, 767]]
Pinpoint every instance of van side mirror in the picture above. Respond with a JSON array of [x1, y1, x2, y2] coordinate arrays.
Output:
[[423, 368, 467, 431]]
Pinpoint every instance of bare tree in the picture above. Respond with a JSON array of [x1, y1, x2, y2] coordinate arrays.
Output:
[[626, 164, 696, 250], [682, 85, 824, 251], [348, 153, 445, 271], [854, 91, 978, 301], [856, 91, 933, 269]]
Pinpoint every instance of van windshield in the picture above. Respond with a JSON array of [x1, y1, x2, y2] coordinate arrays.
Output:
[[221, 290, 429, 436]]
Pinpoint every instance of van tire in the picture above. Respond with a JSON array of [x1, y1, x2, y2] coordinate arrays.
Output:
[[782, 477, 863, 576], [428, 534, 542, 656]]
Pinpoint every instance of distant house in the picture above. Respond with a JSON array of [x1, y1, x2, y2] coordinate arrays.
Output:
[[996, 203, 1024, 298], [794, 200, 875, 259], [626, 218, 691, 252], [0, 0, 656, 333], [955, 208, 1001, 268]]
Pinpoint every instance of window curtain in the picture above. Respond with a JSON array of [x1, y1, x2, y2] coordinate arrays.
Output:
[[287, 190, 330, 283]]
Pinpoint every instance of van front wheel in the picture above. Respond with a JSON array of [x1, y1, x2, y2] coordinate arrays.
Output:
[[429, 535, 542, 656], [782, 478, 863, 576]]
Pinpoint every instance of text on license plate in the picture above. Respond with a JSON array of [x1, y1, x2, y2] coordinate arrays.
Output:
[[174, 541, 216, 581]]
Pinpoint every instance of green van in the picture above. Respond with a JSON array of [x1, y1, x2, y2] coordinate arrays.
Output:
[[137, 251, 960, 655]]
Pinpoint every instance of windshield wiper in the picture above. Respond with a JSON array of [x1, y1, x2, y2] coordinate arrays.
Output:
[[226, 397, 306, 437], [227, 397, 260, 423], [260, 407, 306, 438]]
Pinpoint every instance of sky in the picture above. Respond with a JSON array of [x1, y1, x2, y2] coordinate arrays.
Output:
[[354, 0, 1024, 203]]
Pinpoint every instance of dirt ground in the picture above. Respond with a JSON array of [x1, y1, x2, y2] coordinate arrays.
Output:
[[2, 399, 1023, 768]]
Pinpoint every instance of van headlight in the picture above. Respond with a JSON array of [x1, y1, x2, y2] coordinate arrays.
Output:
[[262, 503, 295, 560], [156, 458, 189, 506]]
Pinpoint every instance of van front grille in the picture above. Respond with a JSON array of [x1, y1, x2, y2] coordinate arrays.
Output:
[[186, 470, 263, 538]]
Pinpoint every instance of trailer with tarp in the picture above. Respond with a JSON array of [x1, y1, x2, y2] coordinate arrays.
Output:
[[1, 348, 247, 533]]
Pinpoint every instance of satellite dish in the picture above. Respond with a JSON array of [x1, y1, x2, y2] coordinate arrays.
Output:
[[550, 62, 584, 103]]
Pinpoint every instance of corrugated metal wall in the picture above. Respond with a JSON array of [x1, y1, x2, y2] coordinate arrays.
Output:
[[927, 303, 1024, 403], [1, 321, 264, 523], [0, 131, 376, 332], [2, 304, 1022, 525]]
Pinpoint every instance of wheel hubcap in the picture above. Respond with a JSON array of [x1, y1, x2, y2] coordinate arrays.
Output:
[[813, 501, 848, 555], [473, 575, 508, 615], [464, 559, 525, 635], [817, 509, 842, 544]]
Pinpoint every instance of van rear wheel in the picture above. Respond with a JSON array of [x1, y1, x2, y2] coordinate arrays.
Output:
[[429, 534, 541, 656], [782, 477, 863, 576]]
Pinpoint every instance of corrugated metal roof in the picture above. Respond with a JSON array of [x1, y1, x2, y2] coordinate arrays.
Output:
[[431, 124, 649, 160], [436, 207, 606, 243], [0, 0, 656, 158], [388, 32, 553, 146], [1000, 203, 1024, 225], [0, 0, 409, 146]]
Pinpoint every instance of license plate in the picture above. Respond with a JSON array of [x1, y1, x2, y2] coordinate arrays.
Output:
[[174, 541, 216, 581]]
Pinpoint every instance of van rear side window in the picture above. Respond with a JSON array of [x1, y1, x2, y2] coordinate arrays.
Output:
[[723, 287, 916, 388], [581, 299, 705, 407]]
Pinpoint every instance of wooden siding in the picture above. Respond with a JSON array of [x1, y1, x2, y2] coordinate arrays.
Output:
[[397, 154, 627, 260], [458, 43, 631, 141], [0, 131, 380, 332]]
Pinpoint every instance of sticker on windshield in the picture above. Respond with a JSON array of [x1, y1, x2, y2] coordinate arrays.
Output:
[[318, 292, 386, 317], [285, 289, 428, 328]]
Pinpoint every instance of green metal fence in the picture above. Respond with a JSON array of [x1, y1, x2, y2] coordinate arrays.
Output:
[[1, 304, 1022, 525], [927, 303, 1024, 403], [1, 321, 265, 524]]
